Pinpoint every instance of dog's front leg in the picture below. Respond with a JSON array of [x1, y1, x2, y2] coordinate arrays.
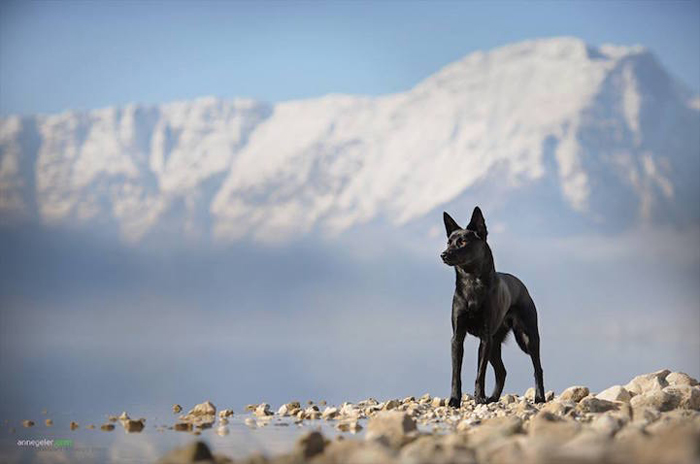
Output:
[[449, 322, 467, 408], [474, 336, 491, 404]]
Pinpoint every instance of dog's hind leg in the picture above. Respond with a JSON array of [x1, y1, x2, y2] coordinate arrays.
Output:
[[513, 326, 529, 354], [516, 301, 545, 403], [486, 328, 509, 402], [527, 332, 545, 403]]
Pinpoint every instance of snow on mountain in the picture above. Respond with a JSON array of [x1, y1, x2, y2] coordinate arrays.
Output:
[[1, 37, 698, 243]]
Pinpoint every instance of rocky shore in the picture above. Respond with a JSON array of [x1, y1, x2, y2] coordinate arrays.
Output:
[[158, 369, 699, 463]]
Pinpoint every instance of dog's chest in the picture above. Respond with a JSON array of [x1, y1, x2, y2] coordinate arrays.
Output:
[[457, 277, 488, 336]]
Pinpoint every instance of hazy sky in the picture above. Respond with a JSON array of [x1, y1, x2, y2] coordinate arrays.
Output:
[[1, 0, 699, 116]]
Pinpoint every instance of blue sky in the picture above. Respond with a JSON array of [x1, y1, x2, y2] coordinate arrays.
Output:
[[1, 0, 699, 116]]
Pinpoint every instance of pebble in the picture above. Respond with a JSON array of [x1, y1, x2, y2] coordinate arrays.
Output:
[[254, 403, 272, 417], [123, 419, 145, 433], [625, 369, 670, 396], [666, 372, 699, 387], [218, 409, 234, 418], [383, 399, 400, 410], [22, 420, 34, 428], [173, 422, 192, 432], [577, 396, 619, 413], [596, 385, 632, 403], [560, 386, 590, 402], [524, 387, 536, 401], [336, 419, 363, 433], [156, 441, 212, 464], [296, 430, 325, 458], [187, 401, 216, 416], [322, 407, 339, 420]]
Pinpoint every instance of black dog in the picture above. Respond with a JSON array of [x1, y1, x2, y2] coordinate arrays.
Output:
[[441, 207, 545, 406]]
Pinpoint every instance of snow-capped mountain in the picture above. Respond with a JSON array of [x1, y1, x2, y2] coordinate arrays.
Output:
[[1, 37, 698, 242]]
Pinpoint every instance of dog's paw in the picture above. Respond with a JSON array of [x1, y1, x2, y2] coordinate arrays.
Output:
[[534, 394, 546, 403], [474, 395, 488, 405], [485, 395, 499, 404], [447, 397, 461, 408]]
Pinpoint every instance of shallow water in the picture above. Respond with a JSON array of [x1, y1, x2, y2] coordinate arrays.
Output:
[[0, 404, 369, 463]]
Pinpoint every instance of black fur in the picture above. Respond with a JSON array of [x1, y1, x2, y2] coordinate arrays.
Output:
[[441, 207, 545, 407]]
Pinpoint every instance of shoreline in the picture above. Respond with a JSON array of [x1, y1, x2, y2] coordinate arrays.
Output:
[[157, 369, 700, 464]]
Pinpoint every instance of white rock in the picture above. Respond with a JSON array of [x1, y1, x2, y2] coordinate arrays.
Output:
[[277, 401, 301, 416], [382, 399, 400, 410], [577, 397, 619, 413], [663, 385, 700, 410], [340, 404, 361, 418], [524, 388, 536, 401], [218, 409, 234, 418], [630, 389, 678, 412], [666, 372, 699, 387], [304, 406, 321, 419], [254, 403, 272, 417], [322, 407, 339, 420], [559, 386, 590, 402], [596, 385, 631, 403], [624, 369, 670, 396], [188, 401, 216, 416]]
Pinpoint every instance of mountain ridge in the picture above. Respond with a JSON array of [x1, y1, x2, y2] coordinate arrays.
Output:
[[1, 37, 698, 243]]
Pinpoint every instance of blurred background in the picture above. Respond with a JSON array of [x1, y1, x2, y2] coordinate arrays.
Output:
[[1, 0, 699, 428]]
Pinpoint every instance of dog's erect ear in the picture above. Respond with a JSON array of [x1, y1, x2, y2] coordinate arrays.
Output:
[[443, 212, 462, 237], [466, 206, 488, 241]]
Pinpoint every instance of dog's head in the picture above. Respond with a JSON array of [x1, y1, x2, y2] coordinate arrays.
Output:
[[440, 206, 489, 268]]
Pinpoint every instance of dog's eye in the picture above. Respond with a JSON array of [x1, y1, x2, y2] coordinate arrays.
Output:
[[457, 238, 465, 247]]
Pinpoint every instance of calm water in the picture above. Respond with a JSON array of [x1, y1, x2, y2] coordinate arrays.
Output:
[[0, 404, 370, 463]]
